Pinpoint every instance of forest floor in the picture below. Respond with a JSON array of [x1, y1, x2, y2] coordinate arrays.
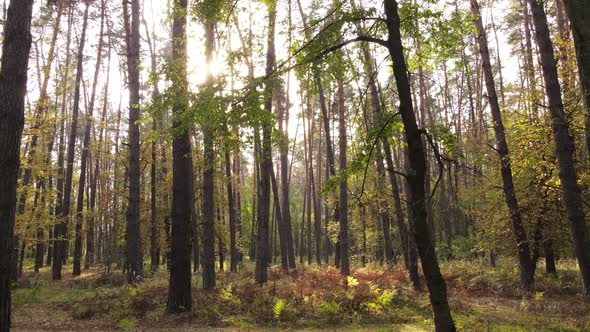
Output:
[[10, 259, 590, 331]]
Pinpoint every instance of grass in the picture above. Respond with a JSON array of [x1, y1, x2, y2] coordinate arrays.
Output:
[[10, 259, 590, 331]]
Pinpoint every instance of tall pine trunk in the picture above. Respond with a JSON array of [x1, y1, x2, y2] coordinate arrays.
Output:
[[225, 150, 238, 272], [277, 83, 296, 269], [52, 5, 72, 272], [74, 0, 106, 276], [529, 0, 590, 297], [123, 0, 143, 283], [201, 19, 216, 290], [167, 0, 193, 312], [255, 0, 276, 284], [562, 0, 590, 163], [144, 6, 161, 272], [53, 1, 90, 280], [0, 0, 33, 329], [337, 80, 349, 276]]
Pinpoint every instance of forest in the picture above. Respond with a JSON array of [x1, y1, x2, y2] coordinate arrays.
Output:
[[0, 0, 590, 330]]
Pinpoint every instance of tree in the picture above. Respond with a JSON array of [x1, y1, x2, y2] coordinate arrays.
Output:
[[167, 0, 192, 312], [337, 80, 349, 276], [123, 0, 143, 283], [276, 32, 296, 271], [471, 0, 534, 292], [528, 0, 590, 297], [201, 4, 217, 291], [0, 0, 34, 329], [562, 0, 590, 162], [255, 0, 276, 285], [143, 1, 161, 273], [53, 0, 90, 281], [295, 0, 340, 267], [73, 0, 106, 276], [382, 0, 456, 330]]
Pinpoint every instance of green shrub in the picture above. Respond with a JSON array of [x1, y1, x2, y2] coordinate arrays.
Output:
[[317, 300, 341, 322], [117, 318, 137, 330], [128, 287, 158, 317], [72, 304, 95, 320]]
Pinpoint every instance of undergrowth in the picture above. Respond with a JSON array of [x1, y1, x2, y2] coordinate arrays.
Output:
[[11, 260, 590, 331]]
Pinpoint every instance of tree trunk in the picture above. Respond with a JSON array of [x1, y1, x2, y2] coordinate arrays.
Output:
[[562, 0, 590, 164], [296, 0, 339, 266], [201, 20, 216, 291], [277, 74, 296, 270], [337, 80, 349, 276], [15, 0, 64, 279], [53, 1, 90, 280], [0, 0, 33, 329], [217, 207, 225, 271], [522, 0, 539, 119], [225, 150, 239, 272], [249, 140, 258, 261], [73, 0, 106, 277], [52, 5, 72, 272], [529, 0, 590, 297], [373, 51, 413, 276], [144, 7, 161, 272], [167, 0, 192, 312], [233, 151, 243, 265], [87, 21, 111, 270], [358, 40, 396, 265], [123, 0, 143, 283], [471, 0, 534, 292], [255, 0, 276, 285], [270, 163, 288, 269], [383, 1, 455, 330]]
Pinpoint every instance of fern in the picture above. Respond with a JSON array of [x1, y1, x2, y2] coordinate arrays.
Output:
[[273, 299, 286, 319], [346, 276, 359, 288]]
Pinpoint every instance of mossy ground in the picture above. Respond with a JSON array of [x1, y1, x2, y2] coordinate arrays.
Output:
[[11, 259, 590, 331]]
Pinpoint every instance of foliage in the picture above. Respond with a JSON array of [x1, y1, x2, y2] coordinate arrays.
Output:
[[12, 263, 590, 330]]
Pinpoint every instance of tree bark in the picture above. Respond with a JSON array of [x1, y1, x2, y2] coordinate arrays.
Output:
[[471, 0, 534, 292], [225, 150, 239, 272], [201, 19, 216, 290], [562, 0, 590, 164], [123, 0, 143, 283], [256, 1, 277, 284], [144, 6, 161, 272], [529, 0, 590, 297], [87, 15, 111, 270], [337, 80, 349, 276], [167, 0, 192, 312], [52, 5, 72, 272], [276, 73, 296, 270], [53, 1, 90, 280], [73, 0, 106, 277], [383, 1, 455, 330], [0, 0, 33, 329]]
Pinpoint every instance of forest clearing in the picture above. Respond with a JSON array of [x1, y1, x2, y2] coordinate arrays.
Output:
[[1, 0, 590, 331]]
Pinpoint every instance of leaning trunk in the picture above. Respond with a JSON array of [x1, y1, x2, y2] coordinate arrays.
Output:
[[383, 1, 455, 330], [471, 0, 534, 292]]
